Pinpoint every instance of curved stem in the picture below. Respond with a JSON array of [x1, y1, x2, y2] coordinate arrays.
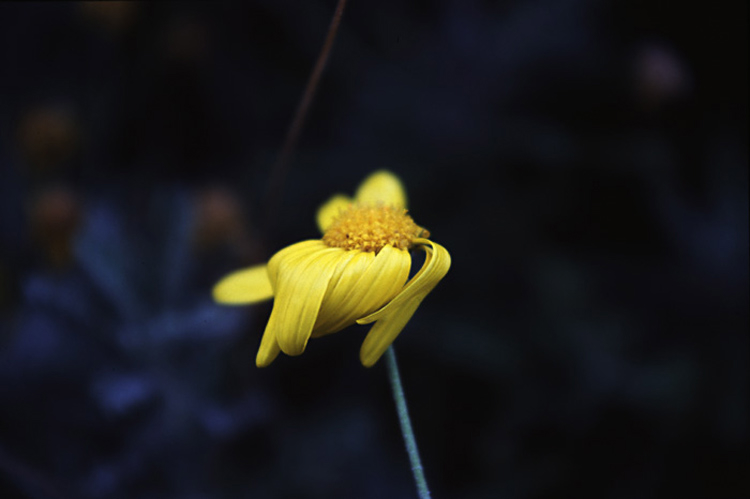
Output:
[[385, 346, 432, 499]]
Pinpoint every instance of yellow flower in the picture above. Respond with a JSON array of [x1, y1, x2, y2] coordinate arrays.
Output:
[[212, 171, 451, 367]]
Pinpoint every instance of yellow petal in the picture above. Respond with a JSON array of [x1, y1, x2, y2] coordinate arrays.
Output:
[[212, 264, 273, 305], [265, 245, 344, 357], [358, 239, 451, 367], [313, 245, 411, 336], [267, 240, 326, 291], [355, 170, 407, 209], [256, 325, 281, 367], [255, 240, 330, 367], [309, 248, 359, 335], [316, 194, 352, 233], [311, 250, 375, 335]]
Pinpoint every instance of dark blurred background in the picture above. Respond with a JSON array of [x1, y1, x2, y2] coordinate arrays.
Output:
[[0, 1, 747, 498]]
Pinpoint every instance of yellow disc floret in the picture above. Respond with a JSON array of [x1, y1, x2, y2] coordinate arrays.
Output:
[[322, 203, 428, 253]]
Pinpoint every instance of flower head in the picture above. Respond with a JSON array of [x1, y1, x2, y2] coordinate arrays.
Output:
[[213, 171, 451, 367]]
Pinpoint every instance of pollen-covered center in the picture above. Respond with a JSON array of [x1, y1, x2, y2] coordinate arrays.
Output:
[[322, 203, 427, 253]]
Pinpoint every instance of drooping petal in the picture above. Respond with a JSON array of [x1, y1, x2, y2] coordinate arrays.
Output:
[[311, 250, 375, 335], [254, 240, 328, 367], [309, 248, 359, 334], [313, 245, 412, 336], [256, 323, 281, 367], [355, 170, 407, 209], [267, 240, 326, 291], [316, 194, 352, 233], [358, 239, 451, 367], [265, 245, 344, 357], [212, 264, 273, 305]]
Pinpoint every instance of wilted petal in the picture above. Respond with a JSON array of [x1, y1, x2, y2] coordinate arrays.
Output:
[[355, 170, 407, 209], [265, 246, 343, 357], [267, 240, 326, 291], [256, 325, 281, 367], [313, 245, 411, 336], [358, 239, 451, 367], [212, 264, 273, 305], [311, 251, 374, 335]]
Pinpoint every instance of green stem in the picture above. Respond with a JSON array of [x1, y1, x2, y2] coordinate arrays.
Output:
[[385, 346, 432, 499]]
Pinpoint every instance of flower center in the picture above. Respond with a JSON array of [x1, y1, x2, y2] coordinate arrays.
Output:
[[322, 203, 428, 253]]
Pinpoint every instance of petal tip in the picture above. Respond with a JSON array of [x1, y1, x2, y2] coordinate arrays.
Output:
[[256, 348, 278, 368], [355, 170, 407, 208], [212, 265, 274, 305], [277, 341, 308, 358], [359, 354, 378, 368]]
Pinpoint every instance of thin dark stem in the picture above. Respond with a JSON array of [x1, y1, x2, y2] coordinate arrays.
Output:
[[385, 346, 432, 499], [264, 0, 348, 224]]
